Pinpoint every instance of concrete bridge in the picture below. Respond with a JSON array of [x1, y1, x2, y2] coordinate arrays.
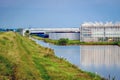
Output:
[[22, 28, 80, 36], [21, 28, 80, 40]]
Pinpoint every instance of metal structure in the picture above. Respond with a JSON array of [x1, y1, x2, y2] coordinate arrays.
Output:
[[80, 22, 120, 42], [49, 32, 80, 40], [22, 28, 80, 40], [29, 28, 80, 33]]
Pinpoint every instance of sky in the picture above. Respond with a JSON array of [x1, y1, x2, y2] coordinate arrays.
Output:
[[0, 0, 120, 28]]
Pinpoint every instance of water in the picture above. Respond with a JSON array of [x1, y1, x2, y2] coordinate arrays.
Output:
[[33, 39, 120, 80]]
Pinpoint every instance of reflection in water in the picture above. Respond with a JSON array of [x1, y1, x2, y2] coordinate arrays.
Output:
[[80, 45, 120, 80], [80, 45, 120, 67]]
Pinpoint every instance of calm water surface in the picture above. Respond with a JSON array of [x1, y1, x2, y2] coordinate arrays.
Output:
[[33, 39, 120, 80]]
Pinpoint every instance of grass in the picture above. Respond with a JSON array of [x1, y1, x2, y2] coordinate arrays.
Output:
[[0, 32, 102, 80], [32, 36, 58, 44], [32, 35, 120, 46], [0, 55, 13, 79], [33, 57, 51, 80]]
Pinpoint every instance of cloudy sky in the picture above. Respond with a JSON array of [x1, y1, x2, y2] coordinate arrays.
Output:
[[0, 0, 120, 28]]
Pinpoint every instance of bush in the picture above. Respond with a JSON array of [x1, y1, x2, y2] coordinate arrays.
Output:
[[25, 30, 29, 37], [118, 42, 120, 46], [57, 38, 69, 45]]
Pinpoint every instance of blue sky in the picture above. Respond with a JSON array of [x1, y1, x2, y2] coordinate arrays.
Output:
[[0, 0, 120, 28]]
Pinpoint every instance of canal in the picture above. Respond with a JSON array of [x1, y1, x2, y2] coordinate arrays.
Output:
[[33, 38, 120, 80]]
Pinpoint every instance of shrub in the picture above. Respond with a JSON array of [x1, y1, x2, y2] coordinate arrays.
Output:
[[118, 42, 120, 46], [57, 38, 69, 45], [25, 30, 29, 37]]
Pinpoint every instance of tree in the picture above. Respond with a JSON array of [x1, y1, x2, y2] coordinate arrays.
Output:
[[58, 38, 69, 45], [25, 30, 30, 37]]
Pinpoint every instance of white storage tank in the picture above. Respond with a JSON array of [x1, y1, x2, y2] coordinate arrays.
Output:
[[49, 32, 80, 40]]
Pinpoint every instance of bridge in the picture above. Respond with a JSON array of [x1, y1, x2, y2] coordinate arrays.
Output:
[[21, 28, 80, 40], [22, 28, 80, 36]]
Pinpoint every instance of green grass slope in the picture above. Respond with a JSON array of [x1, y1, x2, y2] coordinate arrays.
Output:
[[0, 32, 101, 80]]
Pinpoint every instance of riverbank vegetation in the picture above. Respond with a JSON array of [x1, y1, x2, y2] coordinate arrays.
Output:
[[31, 35, 81, 45], [118, 42, 120, 46], [0, 32, 102, 80], [32, 35, 120, 46]]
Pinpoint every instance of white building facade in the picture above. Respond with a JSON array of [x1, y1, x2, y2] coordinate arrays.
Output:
[[49, 32, 80, 40], [80, 22, 120, 42], [29, 28, 80, 40]]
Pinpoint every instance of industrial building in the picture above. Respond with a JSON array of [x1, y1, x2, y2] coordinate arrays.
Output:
[[21, 22, 120, 42], [49, 32, 80, 40], [80, 22, 120, 42]]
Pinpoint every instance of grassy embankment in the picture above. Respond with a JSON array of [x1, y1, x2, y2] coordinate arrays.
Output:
[[32, 35, 120, 46], [0, 32, 102, 80]]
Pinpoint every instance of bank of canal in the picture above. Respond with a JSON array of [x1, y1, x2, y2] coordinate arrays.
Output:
[[33, 38, 120, 80]]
